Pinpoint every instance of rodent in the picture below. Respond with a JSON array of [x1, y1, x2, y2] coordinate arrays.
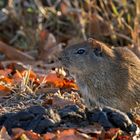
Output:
[[60, 38, 140, 112]]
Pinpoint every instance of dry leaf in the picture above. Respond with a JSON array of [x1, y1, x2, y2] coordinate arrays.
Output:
[[43, 132, 56, 140], [0, 127, 11, 140], [105, 128, 121, 139], [77, 124, 103, 135], [38, 30, 64, 63], [87, 13, 111, 37], [56, 129, 91, 140], [12, 128, 25, 140], [0, 41, 35, 62], [24, 131, 42, 140], [40, 72, 78, 89], [0, 69, 12, 77], [44, 95, 75, 109]]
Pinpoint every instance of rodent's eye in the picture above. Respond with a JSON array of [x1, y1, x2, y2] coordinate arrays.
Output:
[[94, 47, 102, 57], [76, 48, 85, 54]]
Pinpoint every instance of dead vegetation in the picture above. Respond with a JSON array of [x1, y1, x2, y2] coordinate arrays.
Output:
[[0, 0, 140, 139]]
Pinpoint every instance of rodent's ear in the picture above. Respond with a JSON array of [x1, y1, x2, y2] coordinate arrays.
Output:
[[88, 38, 101, 48], [88, 38, 102, 57], [88, 38, 95, 44]]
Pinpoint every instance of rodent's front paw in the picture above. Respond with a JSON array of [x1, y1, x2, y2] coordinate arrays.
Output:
[[86, 108, 114, 129], [103, 107, 138, 133], [86, 107, 138, 133]]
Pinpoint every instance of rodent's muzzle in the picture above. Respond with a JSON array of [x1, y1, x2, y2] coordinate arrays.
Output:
[[58, 52, 70, 69]]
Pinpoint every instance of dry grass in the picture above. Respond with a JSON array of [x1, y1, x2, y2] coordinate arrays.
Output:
[[0, 0, 139, 49]]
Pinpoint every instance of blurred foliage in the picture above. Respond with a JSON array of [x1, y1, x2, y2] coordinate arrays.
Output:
[[0, 0, 139, 50]]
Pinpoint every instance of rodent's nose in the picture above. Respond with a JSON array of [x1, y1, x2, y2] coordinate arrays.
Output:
[[58, 57, 62, 61]]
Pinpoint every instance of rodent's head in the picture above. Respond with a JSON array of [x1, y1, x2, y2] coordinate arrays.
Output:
[[60, 38, 115, 75]]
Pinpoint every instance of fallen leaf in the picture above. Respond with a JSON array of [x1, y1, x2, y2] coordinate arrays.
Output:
[[38, 32, 57, 62], [117, 135, 133, 140], [6, 62, 27, 72], [0, 77, 12, 96], [24, 131, 42, 140], [43, 95, 75, 109], [0, 127, 11, 140], [40, 72, 78, 89], [13, 70, 37, 83], [0, 77, 13, 84], [77, 124, 103, 135], [0, 69, 12, 77], [0, 88, 11, 96], [134, 115, 140, 127], [105, 128, 121, 139], [39, 30, 48, 42], [43, 132, 56, 140], [87, 13, 112, 37], [0, 41, 35, 62], [21, 70, 37, 80], [60, 1, 69, 15], [12, 128, 25, 140], [58, 129, 76, 137], [56, 129, 91, 140]]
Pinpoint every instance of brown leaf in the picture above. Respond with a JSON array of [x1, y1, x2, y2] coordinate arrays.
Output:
[[56, 129, 91, 140], [77, 124, 103, 135], [60, 1, 70, 15], [24, 131, 42, 140], [43, 132, 56, 140], [0, 69, 12, 77], [105, 128, 121, 139], [39, 30, 48, 42], [38, 31, 64, 63], [44, 95, 75, 109], [134, 115, 140, 127], [0, 41, 35, 62], [0, 127, 11, 140], [0, 88, 11, 97], [12, 128, 25, 140], [38, 32, 56, 61], [87, 13, 112, 37]]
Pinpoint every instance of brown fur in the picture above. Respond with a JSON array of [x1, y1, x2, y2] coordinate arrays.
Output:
[[60, 39, 140, 112]]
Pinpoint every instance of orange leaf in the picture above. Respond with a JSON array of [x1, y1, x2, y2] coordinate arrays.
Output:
[[0, 85, 10, 92], [43, 132, 56, 140], [57, 129, 76, 138], [21, 70, 37, 80], [40, 30, 48, 41], [24, 131, 42, 140], [13, 70, 37, 83], [0, 77, 13, 84], [63, 79, 78, 90], [40, 72, 78, 89], [0, 77, 12, 94], [44, 73, 64, 88], [0, 69, 12, 77]]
